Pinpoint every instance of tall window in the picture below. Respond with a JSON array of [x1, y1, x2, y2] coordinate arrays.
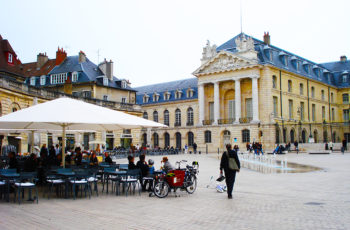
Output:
[[51, 73, 67, 84], [103, 77, 108, 86], [83, 91, 91, 98], [153, 93, 159, 102], [164, 92, 171, 100], [143, 112, 148, 119], [153, 133, 159, 147], [288, 80, 292, 92], [188, 132, 194, 146], [30, 77, 36, 86], [343, 109, 349, 122], [103, 95, 108, 101], [8, 53, 13, 63], [121, 97, 126, 103], [312, 104, 316, 121], [331, 108, 335, 121], [246, 98, 252, 118], [187, 107, 193, 125], [209, 102, 214, 121], [72, 72, 78, 82], [164, 133, 170, 148], [228, 100, 235, 119], [300, 102, 305, 121], [143, 95, 150, 103], [322, 106, 325, 120], [153, 111, 158, 122], [175, 90, 182, 99], [242, 129, 250, 143], [273, 96, 278, 117], [300, 83, 304, 95], [343, 94, 349, 104], [175, 109, 181, 126], [204, 131, 211, 143], [40, 75, 46, 85], [331, 92, 334, 103], [288, 100, 293, 119], [187, 89, 194, 98], [272, 75, 277, 89], [311, 87, 315, 98], [164, 110, 169, 126], [343, 75, 348, 83], [321, 90, 325, 101]]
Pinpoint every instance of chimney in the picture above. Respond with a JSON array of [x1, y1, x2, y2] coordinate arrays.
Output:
[[98, 58, 114, 80], [79, 51, 86, 63], [55, 47, 67, 66], [263, 32, 270, 45], [36, 52, 48, 69], [340, 55, 347, 62]]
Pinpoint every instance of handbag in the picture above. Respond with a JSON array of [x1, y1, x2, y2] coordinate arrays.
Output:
[[226, 151, 239, 171]]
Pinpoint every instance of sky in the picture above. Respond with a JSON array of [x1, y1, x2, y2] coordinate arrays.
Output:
[[1, 0, 349, 87]]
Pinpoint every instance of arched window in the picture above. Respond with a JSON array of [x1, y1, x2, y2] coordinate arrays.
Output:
[[175, 132, 182, 149], [175, 109, 181, 126], [187, 107, 193, 126], [187, 132, 194, 146], [205, 131, 211, 143], [142, 133, 147, 147], [163, 110, 169, 126], [323, 130, 328, 143], [153, 133, 159, 147], [290, 129, 295, 143], [311, 87, 315, 98], [242, 129, 250, 143], [288, 80, 292, 92], [331, 92, 334, 103], [153, 111, 158, 122], [143, 112, 148, 119], [164, 132, 170, 148], [321, 90, 325, 101], [272, 75, 277, 89], [299, 83, 304, 95]]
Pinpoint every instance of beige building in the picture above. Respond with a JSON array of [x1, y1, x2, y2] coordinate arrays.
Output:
[[136, 33, 350, 152]]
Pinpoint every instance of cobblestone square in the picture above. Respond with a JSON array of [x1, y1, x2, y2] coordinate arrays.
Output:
[[0, 152, 349, 230]]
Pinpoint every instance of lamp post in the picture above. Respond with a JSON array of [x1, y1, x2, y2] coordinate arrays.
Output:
[[297, 107, 302, 143]]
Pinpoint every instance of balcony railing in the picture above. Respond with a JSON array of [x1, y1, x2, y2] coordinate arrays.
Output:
[[218, 118, 234, 125], [186, 121, 194, 126], [202, 120, 214, 125], [239, 117, 253, 123], [174, 121, 181, 127]]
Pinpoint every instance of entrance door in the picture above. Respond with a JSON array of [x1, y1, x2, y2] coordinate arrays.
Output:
[[175, 132, 181, 149], [302, 130, 306, 143], [223, 130, 231, 147]]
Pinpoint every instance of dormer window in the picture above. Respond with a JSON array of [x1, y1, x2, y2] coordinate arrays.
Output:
[[187, 88, 194, 98], [263, 46, 273, 62], [153, 93, 160, 102], [291, 56, 300, 71], [303, 61, 310, 73], [121, 80, 127, 88], [164, 91, 171, 100], [72, 72, 78, 82], [103, 77, 108, 86], [40, 75, 46, 85], [30, 77, 36, 86], [342, 71, 348, 83], [279, 52, 288, 67], [175, 90, 182, 99], [143, 94, 150, 103], [8, 53, 13, 63]]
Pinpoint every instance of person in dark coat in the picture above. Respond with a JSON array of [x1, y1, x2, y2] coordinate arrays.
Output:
[[8, 151, 18, 172], [24, 153, 38, 172], [74, 147, 82, 166], [127, 155, 137, 169], [136, 154, 149, 191], [220, 144, 240, 199], [104, 152, 113, 164]]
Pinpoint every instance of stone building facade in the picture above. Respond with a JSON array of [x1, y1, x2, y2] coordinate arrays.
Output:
[[136, 33, 350, 153]]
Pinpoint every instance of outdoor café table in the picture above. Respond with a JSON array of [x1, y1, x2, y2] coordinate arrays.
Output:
[[56, 171, 75, 198], [0, 172, 20, 202], [103, 170, 126, 194]]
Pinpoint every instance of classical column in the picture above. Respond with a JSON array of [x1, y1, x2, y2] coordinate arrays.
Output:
[[198, 83, 205, 126], [213, 81, 220, 125], [251, 76, 260, 123], [235, 79, 241, 123]]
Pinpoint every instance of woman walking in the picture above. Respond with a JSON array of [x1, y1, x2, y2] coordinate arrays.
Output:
[[220, 144, 240, 199]]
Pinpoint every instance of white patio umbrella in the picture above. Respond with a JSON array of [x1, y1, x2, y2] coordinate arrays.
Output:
[[0, 97, 166, 167]]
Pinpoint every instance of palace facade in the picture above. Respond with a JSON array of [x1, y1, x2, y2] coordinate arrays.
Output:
[[136, 33, 349, 152]]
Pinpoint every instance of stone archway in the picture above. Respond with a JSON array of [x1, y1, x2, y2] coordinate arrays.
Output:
[[302, 129, 307, 143], [222, 130, 231, 148], [175, 132, 181, 149]]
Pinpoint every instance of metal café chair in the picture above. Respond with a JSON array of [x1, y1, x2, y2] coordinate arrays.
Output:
[[13, 172, 38, 204]]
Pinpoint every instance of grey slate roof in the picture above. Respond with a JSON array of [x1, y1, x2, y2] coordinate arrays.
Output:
[[135, 78, 198, 105], [217, 33, 350, 88]]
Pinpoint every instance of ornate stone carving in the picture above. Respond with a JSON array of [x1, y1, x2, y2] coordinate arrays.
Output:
[[235, 34, 255, 52], [201, 54, 247, 73], [201, 40, 217, 64]]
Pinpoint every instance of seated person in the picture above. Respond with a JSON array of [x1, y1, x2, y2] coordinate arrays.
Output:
[[127, 155, 137, 169], [148, 159, 155, 176], [23, 153, 38, 172], [74, 147, 82, 166], [8, 151, 18, 171], [136, 154, 149, 191], [104, 152, 113, 164], [90, 151, 98, 166], [161, 156, 173, 173]]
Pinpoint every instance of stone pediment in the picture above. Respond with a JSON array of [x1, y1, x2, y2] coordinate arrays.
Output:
[[193, 51, 258, 76]]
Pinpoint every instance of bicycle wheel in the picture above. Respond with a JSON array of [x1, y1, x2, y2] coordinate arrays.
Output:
[[154, 181, 170, 198], [185, 175, 197, 194]]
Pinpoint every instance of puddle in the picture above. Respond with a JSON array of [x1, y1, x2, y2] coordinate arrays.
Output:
[[240, 155, 322, 174]]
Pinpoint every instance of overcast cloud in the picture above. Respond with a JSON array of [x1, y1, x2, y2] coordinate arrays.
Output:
[[1, 0, 349, 87]]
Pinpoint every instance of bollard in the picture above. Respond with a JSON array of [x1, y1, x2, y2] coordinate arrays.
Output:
[[206, 144, 208, 154]]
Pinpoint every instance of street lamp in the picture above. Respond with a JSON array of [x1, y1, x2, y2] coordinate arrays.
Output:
[[297, 106, 302, 142]]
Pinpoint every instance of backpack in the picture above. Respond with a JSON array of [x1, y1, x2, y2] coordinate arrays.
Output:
[[226, 151, 239, 171]]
